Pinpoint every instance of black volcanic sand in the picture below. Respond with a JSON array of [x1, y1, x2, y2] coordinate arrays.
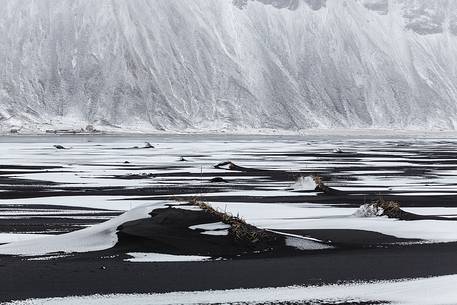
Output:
[[0, 204, 122, 235], [3, 158, 457, 208], [2, 147, 457, 302], [115, 207, 296, 258], [2, 241, 457, 302], [0, 204, 454, 302], [0, 217, 110, 235], [0, 203, 446, 302], [279, 229, 418, 247], [115, 207, 419, 254]]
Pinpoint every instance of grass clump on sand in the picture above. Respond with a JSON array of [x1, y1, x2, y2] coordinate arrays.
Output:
[[313, 175, 335, 193], [354, 197, 405, 219], [372, 199, 403, 219], [189, 199, 278, 245], [355, 197, 455, 221]]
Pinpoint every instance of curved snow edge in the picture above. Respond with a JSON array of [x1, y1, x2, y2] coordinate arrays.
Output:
[[0, 202, 168, 256]]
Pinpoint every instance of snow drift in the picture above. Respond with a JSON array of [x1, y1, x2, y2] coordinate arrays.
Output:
[[1, 0, 457, 132], [0, 203, 163, 256]]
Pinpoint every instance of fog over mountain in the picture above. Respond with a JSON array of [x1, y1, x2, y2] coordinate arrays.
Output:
[[1, 0, 457, 132]]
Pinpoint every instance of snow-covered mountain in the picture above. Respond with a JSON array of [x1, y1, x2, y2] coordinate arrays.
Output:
[[1, 0, 457, 133]]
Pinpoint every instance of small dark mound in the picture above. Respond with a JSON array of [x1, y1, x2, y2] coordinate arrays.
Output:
[[115, 205, 294, 258], [210, 177, 228, 183], [143, 142, 154, 149], [53, 145, 67, 150], [214, 161, 249, 171], [313, 176, 341, 195]]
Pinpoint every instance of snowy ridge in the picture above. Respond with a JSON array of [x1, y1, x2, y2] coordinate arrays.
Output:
[[1, 0, 457, 132]]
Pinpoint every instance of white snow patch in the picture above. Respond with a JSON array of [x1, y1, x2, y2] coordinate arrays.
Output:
[[174, 206, 203, 212], [28, 254, 71, 261], [268, 230, 333, 250], [288, 176, 317, 191], [190, 222, 231, 236], [353, 204, 384, 217], [201, 230, 229, 236], [285, 236, 331, 251], [189, 222, 230, 231], [125, 253, 210, 263], [0, 233, 49, 244]]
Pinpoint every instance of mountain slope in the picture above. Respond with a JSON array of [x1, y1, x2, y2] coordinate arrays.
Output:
[[1, 0, 457, 132]]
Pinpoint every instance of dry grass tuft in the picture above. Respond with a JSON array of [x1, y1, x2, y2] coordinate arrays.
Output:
[[372, 198, 402, 218], [313, 175, 331, 192], [189, 198, 274, 244]]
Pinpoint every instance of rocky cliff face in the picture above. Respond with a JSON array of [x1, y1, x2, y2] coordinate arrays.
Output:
[[1, 0, 457, 132]]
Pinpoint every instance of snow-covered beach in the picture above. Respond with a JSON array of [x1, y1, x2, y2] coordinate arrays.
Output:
[[1, 134, 457, 303]]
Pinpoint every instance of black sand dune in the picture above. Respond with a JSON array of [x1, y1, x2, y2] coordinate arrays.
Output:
[[115, 206, 305, 258]]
